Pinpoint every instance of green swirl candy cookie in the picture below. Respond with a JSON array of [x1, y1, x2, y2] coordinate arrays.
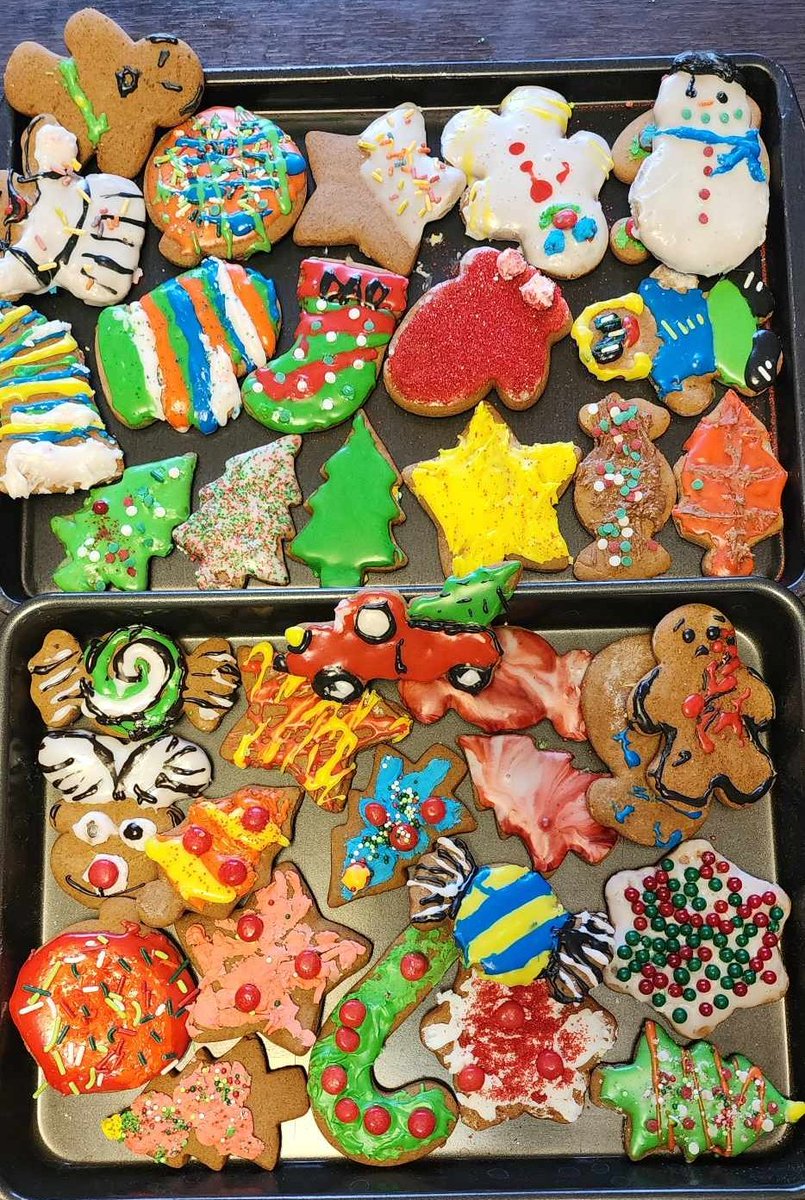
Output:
[[82, 626, 186, 739]]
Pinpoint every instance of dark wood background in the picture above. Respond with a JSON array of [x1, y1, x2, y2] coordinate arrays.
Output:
[[0, 0, 803, 102]]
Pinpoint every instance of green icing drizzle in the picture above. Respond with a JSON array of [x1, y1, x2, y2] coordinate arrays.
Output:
[[57, 58, 109, 147], [81, 625, 187, 739], [96, 309, 155, 428], [308, 925, 458, 1164], [707, 277, 757, 389], [408, 562, 520, 625], [629, 133, 651, 163]]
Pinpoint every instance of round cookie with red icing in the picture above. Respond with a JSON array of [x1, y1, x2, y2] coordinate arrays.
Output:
[[383, 247, 571, 417], [421, 968, 617, 1128]]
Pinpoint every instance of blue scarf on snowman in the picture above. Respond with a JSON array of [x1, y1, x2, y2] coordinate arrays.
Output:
[[641, 124, 766, 182]]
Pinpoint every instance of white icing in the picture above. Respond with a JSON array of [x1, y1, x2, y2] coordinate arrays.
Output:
[[122, 304, 165, 420], [82, 852, 129, 894], [0, 439, 123, 498], [201, 333, 242, 427], [213, 258, 265, 366], [4, 401, 102, 429], [82, 642, 175, 721]]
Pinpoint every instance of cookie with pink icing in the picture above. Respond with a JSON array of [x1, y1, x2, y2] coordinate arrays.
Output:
[[441, 86, 613, 279]]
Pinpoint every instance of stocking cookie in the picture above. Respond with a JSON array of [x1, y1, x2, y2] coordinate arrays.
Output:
[[604, 840, 790, 1037], [175, 864, 370, 1053], [383, 247, 571, 416], [294, 102, 465, 275], [422, 969, 617, 1128], [102, 1039, 309, 1170], [573, 395, 675, 580], [672, 390, 787, 576], [4, 10, 203, 177], [632, 603, 775, 807]]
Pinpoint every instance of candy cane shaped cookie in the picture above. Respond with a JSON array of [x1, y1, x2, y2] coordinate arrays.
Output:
[[308, 925, 459, 1165]]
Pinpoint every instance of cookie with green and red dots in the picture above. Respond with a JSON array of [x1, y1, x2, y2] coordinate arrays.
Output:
[[603, 838, 790, 1038], [421, 968, 617, 1129]]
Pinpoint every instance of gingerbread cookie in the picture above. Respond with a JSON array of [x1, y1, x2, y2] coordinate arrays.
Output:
[[95, 258, 281, 434], [573, 394, 674, 580], [51, 455, 196, 592], [592, 1019, 804, 1161], [407, 563, 521, 626], [403, 401, 580, 576], [581, 634, 708, 850], [441, 86, 612, 278], [330, 745, 473, 906], [0, 299, 123, 498], [294, 102, 465, 275], [399, 625, 591, 739], [604, 839, 790, 1038], [632, 604, 775, 808], [308, 924, 460, 1166], [144, 106, 306, 266], [572, 266, 782, 416], [459, 735, 614, 874], [10, 901, 195, 1094], [102, 1039, 309, 1169], [422, 969, 617, 1128], [4, 10, 203, 178], [0, 116, 145, 306], [383, 247, 571, 417], [174, 438, 301, 589], [672, 389, 787, 576], [220, 641, 412, 813], [290, 413, 405, 587], [610, 52, 769, 277], [242, 258, 408, 434], [175, 863, 370, 1053]]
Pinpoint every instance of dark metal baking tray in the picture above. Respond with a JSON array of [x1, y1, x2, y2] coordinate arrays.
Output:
[[0, 576, 802, 1199], [0, 55, 804, 610]]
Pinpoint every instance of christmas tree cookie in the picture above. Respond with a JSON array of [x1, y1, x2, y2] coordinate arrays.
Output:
[[51, 456, 196, 592], [593, 1020, 804, 1161], [290, 412, 406, 587], [173, 437, 302, 589]]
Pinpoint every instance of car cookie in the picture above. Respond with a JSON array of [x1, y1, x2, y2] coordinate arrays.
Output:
[[407, 562, 521, 625], [383, 247, 571, 417]]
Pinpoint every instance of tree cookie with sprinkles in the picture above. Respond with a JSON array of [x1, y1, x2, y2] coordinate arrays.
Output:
[[603, 838, 791, 1038], [144, 106, 307, 266]]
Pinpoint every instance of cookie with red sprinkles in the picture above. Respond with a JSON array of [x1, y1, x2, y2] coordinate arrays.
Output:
[[603, 838, 790, 1038]]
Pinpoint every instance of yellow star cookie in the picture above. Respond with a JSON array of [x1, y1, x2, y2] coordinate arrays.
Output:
[[403, 402, 580, 575]]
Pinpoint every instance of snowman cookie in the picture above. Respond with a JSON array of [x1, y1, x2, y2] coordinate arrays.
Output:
[[611, 51, 769, 277], [441, 86, 613, 279]]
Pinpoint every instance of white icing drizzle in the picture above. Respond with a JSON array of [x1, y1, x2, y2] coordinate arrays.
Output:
[[1, 439, 123, 498]]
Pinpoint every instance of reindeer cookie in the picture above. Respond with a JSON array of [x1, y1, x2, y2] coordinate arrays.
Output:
[[573, 394, 675, 580], [0, 116, 145, 306], [4, 9, 204, 178]]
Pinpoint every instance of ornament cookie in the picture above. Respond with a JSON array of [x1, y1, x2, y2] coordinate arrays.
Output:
[[220, 641, 412, 813], [611, 52, 769, 277], [102, 1039, 309, 1170], [632, 604, 775, 808], [409, 837, 615, 1001], [403, 401, 580, 575], [95, 258, 281, 434], [144, 106, 306, 266], [294, 102, 465, 275], [604, 840, 790, 1038], [0, 116, 145, 306], [442, 86, 612, 278], [175, 864, 370, 1053], [400, 625, 590, 739], [422, 969, 617, 1128], [242, 258, 408, 434], [174, 438, 301, 589], [459, 735, 614, 874], [407, 562, 521, 625], [308, 924, 460, 1166], [672, 390, 787, 576], [4, 10, 203, 178], [330, 744, 474, 906], [290, 413, 405, 587], [582, 635, 708, 850], [592, 1019, 804, 1161], [383, 247, 571, 417], [573, 394, 674, 580], [51, 456, 195, 592], [0, 300, 123, 498], [571, 266, 783, 416]]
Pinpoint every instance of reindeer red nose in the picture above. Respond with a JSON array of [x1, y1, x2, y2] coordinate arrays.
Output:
[[87, 858, 120, 890]]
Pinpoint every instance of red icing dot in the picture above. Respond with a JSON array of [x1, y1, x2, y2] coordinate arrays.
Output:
[[755, 912, 770, 928], [364, 1105, 392, 1135], [92, 500, 109, 515], [714, 901, 728, 915], [758, 946, 773, 962], [654, 972, 669, 988], [643, 875, 656, 890], [408, 1108, 437, 1139], [182, 825, 212, 856], [87, 858, 119, 889], [696, 979, 711, 993], [720, 920, 734, 935], [457, 1065, 486, 1092], [703, 146, 715, 157], [701, 851, 716, 866], [553, 208, 578, 229], [321, 1066, 348, 1095], [698, 946, 713, 962], [733, 982, 749, 997], [689, 914, 704, 928], [699, 211, 709, 224], [494, 1000, 525, 1031], [638, 979, 654, 995], [234, 983, 261, 1013], [340, 999, 367, 1028], [645, 1117, 659, 1133], [699, 188, 711, 199], [219, 858, 248, 886], [699, 865, 714, 879], [727, 876, 742, 893], [400, 952, 429, 981], [699, 1002, 713, 1017], [704, 165, 714, 175], [749, 956, 763, 971], [421, 797, 447, 824], [659, 902, 674, 917], [334, 1097, 359, 1123], [242, 805, 271, 832], [763, 932, 778, 948], [389, 823, 418, 851], [105, 553, 115, 564], [717, 860, 730, 873], [236, 914, 264, 942], [295, 950, 323, 979], [762, 890, 777, 904], [654, 870, 668, 885], [365, 802, 387, 827], [536, 1049, 564, 1080], [682, 1116, 696, 1130], [335, 1027, 360, 1053], [508, 141, 525, 155], [669, 984, 683, 998], [118, 548, 129, 561], [634, 916, 648, 931], [126, 566, 137, 577], [761, 970, 778, 984]]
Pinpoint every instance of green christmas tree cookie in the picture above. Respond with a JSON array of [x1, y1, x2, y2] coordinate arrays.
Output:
[[290, 412, 405, 587], [51, 456, 196, 592], [408, 562, 521, 625]]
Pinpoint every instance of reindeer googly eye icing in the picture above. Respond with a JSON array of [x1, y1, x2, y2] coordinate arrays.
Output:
[[73, 811, 118, 845], [118, 816, 157, 849]]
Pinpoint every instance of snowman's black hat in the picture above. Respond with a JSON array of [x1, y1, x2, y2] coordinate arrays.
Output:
[[669, 51, 744, 86]]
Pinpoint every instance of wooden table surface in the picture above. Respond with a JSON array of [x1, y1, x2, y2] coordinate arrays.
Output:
[[0, 0, 803, 105]]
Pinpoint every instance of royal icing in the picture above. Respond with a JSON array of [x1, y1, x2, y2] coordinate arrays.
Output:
[[81, 626, 187, 738], [407, 563, 520, 626]]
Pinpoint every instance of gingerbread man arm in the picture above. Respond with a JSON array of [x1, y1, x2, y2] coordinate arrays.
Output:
[[611, 110, 656, 183], [740, 666, 776, 728], [566, 130, 614, 191]]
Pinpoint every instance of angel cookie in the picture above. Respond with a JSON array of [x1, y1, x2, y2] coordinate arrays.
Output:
[[441, 86, 612, 278], [294, 102, 465, 275]]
